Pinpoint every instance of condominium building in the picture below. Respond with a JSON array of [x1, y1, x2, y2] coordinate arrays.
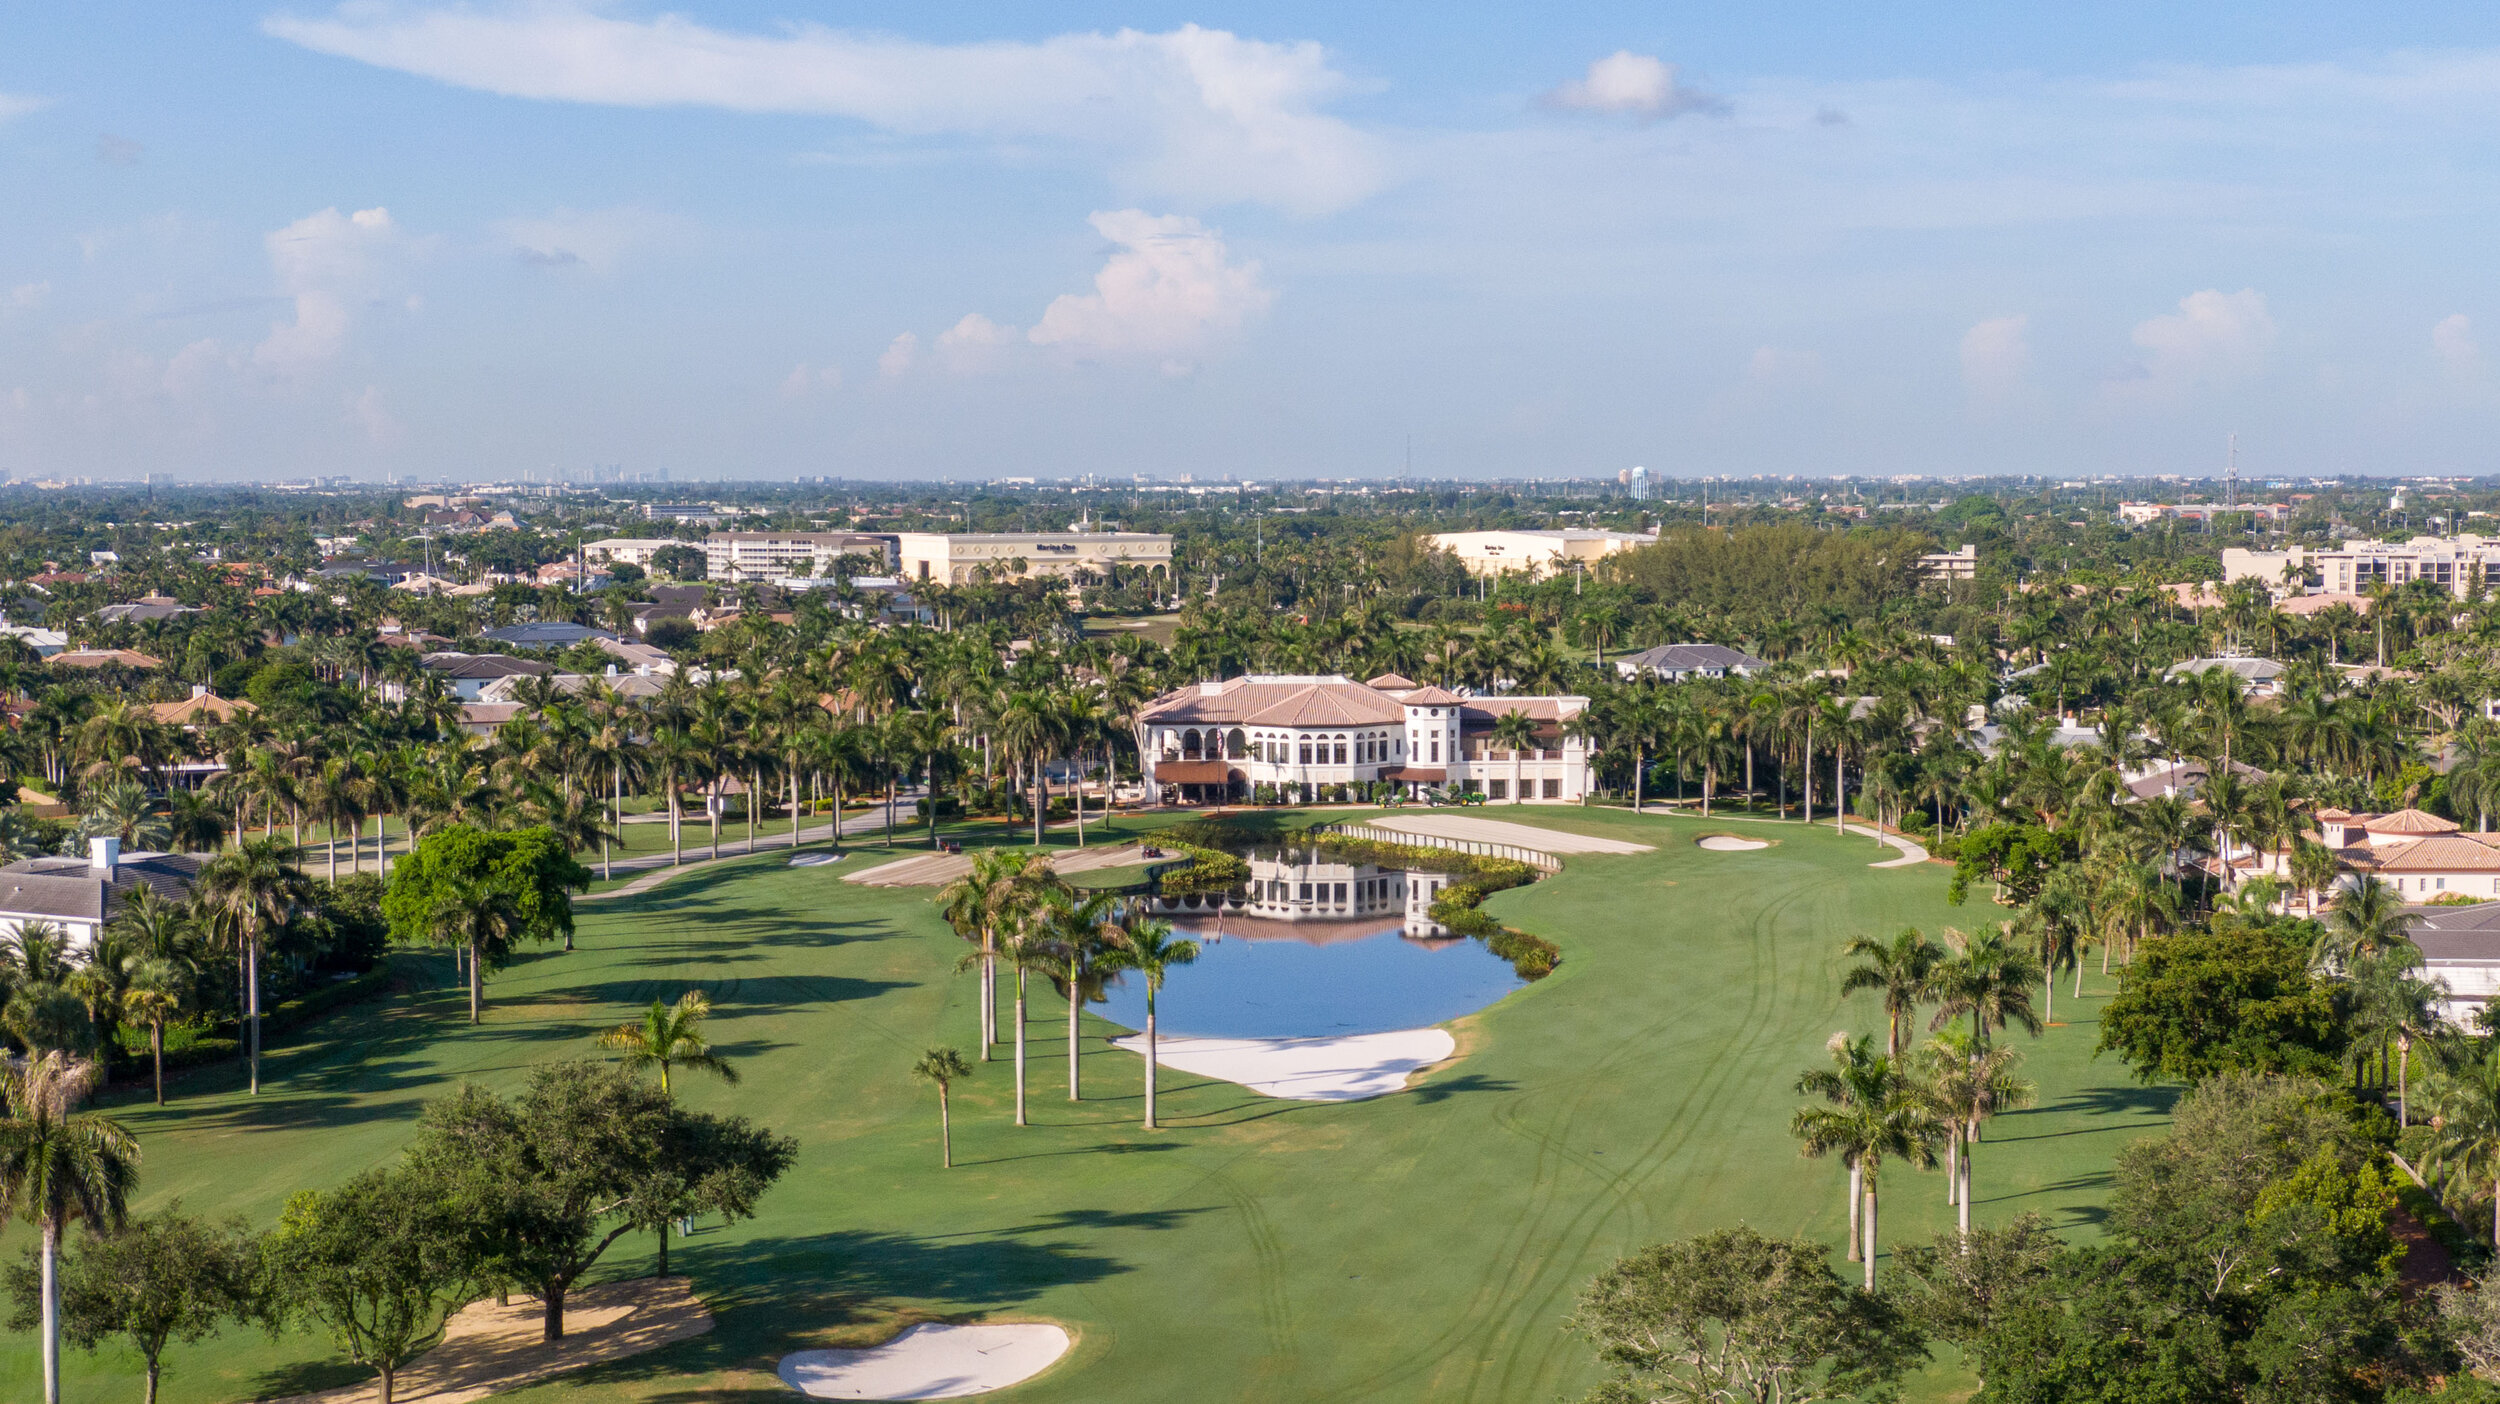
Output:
[[703, 532, 892, 584], [891, 531, 1172, 586], [2119, 502, 2294, 525], [2223, 536, 2500, 600], [1135, 673, 1594, 805], [1426, 529, 1657, 580], [581, 538, 680, 568], [1918, 544, 1979, 582]]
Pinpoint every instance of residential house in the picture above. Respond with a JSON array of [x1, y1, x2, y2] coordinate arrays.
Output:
[[49, 649, 161, 670], [1612, 643, 1765, 683], [479, 622, 616, 650], [2164, 656, 2287, 697], [0, 839, 203, 954], [2320, 808, 2500, 903], [1135, 673, 1595, 805], [91, 595, 199, 624], [2406, 902, 2500, 1025], [419, 652, 553, 700]]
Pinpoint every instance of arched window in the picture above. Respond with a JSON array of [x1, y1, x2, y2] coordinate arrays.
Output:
[[1182, 729, 1202, 759], [1226, 728, 1248, 759]]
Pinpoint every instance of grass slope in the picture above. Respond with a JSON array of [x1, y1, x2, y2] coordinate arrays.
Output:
[[0, 807, 2173, 1404]]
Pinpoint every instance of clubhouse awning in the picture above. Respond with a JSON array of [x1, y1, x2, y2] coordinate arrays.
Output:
[[1153, 760, 1236, 784], [1380, 767, 1447, 784]]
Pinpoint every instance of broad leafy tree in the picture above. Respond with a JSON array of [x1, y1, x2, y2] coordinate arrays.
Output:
[[382, 824, 591, 1023], [265, 1169, 472, 1404], [5, 1206, 258, 1404]]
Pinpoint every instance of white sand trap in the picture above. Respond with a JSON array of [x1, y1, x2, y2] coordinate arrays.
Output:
[[1368, 814, 1651, 854], [1697, 835, 1771, 851], [789, 852, 839, 867], [1113, 1029, 1457, 1101], [779, 1323, 1071, 1400]]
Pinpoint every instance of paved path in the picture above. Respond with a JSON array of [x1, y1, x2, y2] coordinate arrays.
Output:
[[845, 841, 1155, 888], [578, 800, 908, 903], [1365, 813, 1654, 854]]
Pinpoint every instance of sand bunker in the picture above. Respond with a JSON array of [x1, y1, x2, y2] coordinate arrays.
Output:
[[779, 1323, 1072, 1400], [265, 1277, 711, 1404], [1112, 1029, 1457, 1101], [1366, 814, 1652, 854], [1696, 835, 1771, 852], [789, 852, 840, 867]]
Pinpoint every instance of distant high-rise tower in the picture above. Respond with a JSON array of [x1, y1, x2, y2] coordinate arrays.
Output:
[[1629, 465, 1651, 501], [2224, 433, 2238, 510]]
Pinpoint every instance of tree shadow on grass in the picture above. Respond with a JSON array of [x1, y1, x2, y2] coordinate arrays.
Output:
[[245, 1354, 377, 1399], [1992, 1084, 2179, 1137], [553, 977, 914, 1016], [549, 1226, 1135, 1387], [1409, 1072, 1519, 1105], [958, 1139, 1187, 1168]]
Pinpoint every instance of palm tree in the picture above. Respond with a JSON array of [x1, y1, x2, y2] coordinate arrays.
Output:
[[912, 1046, 974, 1168], [1838, 928, 1944, 1059], [122, 959, 187, 1106], [0, 1052, 139, 1404], [892, 710, 957, 850], [1489, 711, 1539, 805], [1792, 1033, 1940, 1290], [1039, 886, 1119, 1100], [2313, 874, 2417, 977], [939, 849, 1044, 1059], [2425, 1043, 2500, 1246], [1102, 914, 1200, 1129], [1928, 927, 2046, 1054], [424, 875, 521, 1026], [1911, 1031, 2036, 1238], [193, 836, 314, 1095], [597, 991, 739, 1097]]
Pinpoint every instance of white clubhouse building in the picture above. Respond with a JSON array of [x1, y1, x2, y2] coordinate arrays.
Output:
[[1135, 673, 1595, 805]]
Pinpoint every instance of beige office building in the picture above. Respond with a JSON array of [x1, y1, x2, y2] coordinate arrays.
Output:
[[704, 532, 891, 583], [1427, 528, 1656, 579], [891, 531, 1172, 586]]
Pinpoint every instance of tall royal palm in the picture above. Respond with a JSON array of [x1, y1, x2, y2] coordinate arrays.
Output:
[[1103, 914, 1199, 1129], [1928, 927, 2046, 1055], [0, 1052, 139, 1404], [1490, 711, 1540, 806], [2314, 874, 2418, 977], [1039, 886, 1118, 1100], [1792, 1034, 1939, 1289], [1838, 927, 1944, 1059], [940, 848, 1044, 1059], [194, 836, 314, 1095], [2425, 1043, 2500, 1245], [1911, 1031, 2035, 1238]]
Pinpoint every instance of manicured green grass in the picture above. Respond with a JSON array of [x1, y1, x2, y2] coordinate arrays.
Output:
[[0, 808, 2172, 1403]]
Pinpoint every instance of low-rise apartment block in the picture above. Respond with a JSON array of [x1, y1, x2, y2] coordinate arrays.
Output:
[[704, 532, 892, 583]]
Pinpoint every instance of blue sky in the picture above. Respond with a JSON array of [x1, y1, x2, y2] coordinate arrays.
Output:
[[7, 3, 2500, 483]]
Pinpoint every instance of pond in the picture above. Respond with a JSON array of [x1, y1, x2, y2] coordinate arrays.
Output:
[[1095, 842, 1526, 1040]]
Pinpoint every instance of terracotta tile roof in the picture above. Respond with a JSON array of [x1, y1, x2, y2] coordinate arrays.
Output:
[[1242, 685, 1407, 728], [2368, 808, 2461, 836], [1394, 685, 1465, 705], [1366, 673, 1418, 689], [2357, 836, 2500, 872], [141, 693, 256, 727], [49, 649, 161, 669], [1140, 676, 1404, 727], [1153, 760, 1237, 784]]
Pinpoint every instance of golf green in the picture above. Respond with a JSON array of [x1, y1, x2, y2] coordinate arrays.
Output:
[[0, 807, 2174, 1403]]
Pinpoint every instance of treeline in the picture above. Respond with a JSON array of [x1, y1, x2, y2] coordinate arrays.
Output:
[[1602, 523, 1934, 626]]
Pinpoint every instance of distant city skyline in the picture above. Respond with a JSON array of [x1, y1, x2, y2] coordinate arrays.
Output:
[[8, 4, 2500, 481]]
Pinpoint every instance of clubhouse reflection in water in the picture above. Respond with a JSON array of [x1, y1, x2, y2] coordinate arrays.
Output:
[[1144, 852, 1454, 940]]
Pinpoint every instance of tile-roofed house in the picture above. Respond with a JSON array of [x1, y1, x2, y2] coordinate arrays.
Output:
[[1134, 674, 1592, 806], [2406, 902, 2500, 1023], [91, 594, 200, 624], [2317, 807, 2500, 904], [1365, 673, 1419, 690], [49, 648, 161, 670], [480, 622, 617, 649], [420, 651, 555, 700], [2164, 655, 2287, 696], [1613, 643, 1767, 683], [0, 840, 204, 953]]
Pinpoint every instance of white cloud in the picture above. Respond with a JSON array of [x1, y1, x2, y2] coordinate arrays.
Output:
[[264, 7, 1382, 214], [1542, 52, 1725, 120], [878, 333, 920, 378], [7, 282, 48, 311], [2111, 288, 2275, 400], [257, 206, 409, 369], [935, 313, 1017, 373], [779, 362, 843, 397], [0, 94, 44, 122], [1027, 210, 1273, 369], [349, 384, 402, 443], [2435, 313, 2480, 376], [1960, 314, 2032, 403]]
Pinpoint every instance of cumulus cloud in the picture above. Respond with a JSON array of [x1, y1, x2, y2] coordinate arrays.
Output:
[[264, 7, 1381, 213], [1027, 210, 1273, 369], [1960, 314, 2032, 404], [257, 205, 408, 369], [935, 313, 1017, 373], [0, 94, 43, 122], [2111, 288, 2276, 400], [1542, 51, 1726, 120], [780, 362, 843, 397], [877, 333, 919, 378], [2435, 313, 2481, 376]]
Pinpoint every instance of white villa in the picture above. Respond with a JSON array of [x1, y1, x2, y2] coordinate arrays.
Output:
[[1134, 673, 1594, 805], [2317, 808, 2500, 903]]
